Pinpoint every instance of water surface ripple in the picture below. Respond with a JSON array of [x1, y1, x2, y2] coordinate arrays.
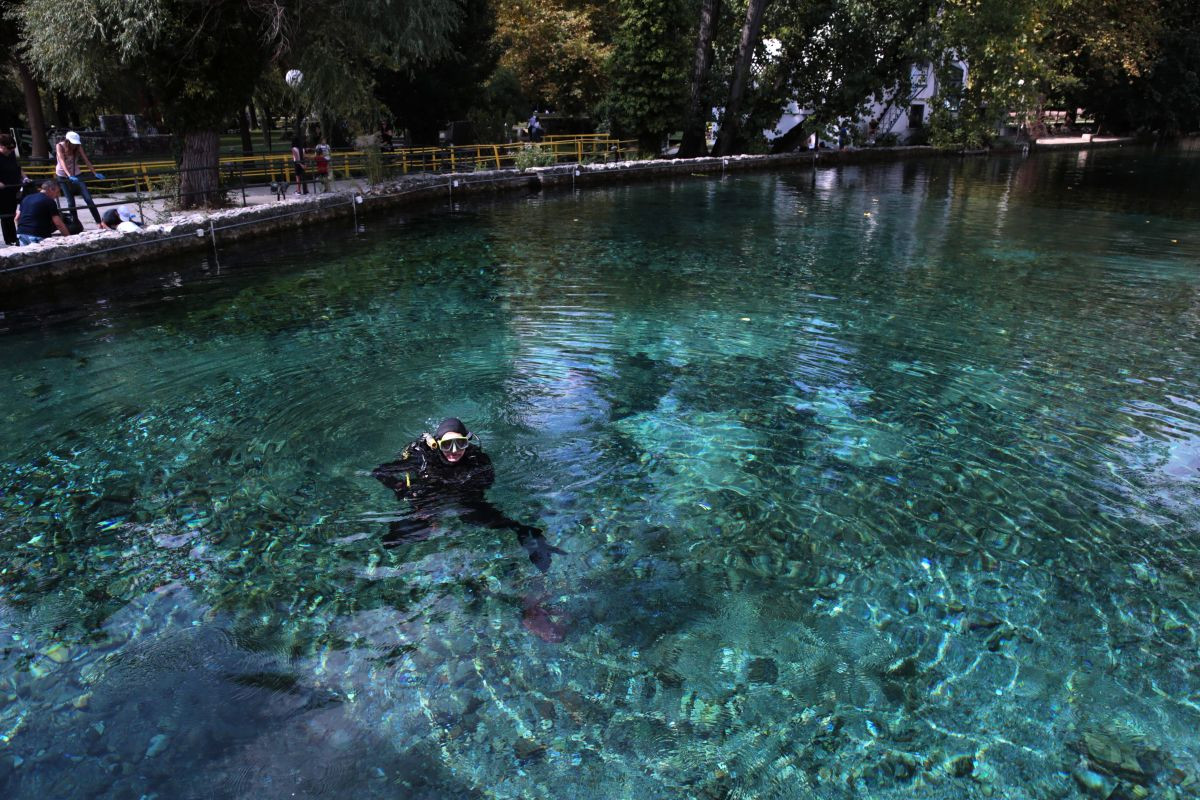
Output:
[[2, 145, 1200, 799]]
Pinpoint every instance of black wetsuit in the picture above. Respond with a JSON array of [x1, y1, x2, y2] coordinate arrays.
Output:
[[372, 439, 563, 571]]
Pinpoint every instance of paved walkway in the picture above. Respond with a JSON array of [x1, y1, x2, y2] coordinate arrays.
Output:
[[1, 175, 369, 252], [1034, 134, 1133, 148], [90, 175, 369, 228]]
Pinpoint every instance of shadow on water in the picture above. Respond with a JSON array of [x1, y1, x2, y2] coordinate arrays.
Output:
[[0, 586, 482, 800]]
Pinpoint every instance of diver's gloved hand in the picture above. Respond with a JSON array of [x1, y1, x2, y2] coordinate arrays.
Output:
[[517, 526, 567, 573]]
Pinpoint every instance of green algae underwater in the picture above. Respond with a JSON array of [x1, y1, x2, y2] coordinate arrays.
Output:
[[2, 144, 1200, 799]]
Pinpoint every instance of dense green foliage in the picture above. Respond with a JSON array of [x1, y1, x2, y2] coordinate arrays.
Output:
[[376, 0, 501, 145], [607, 0, 691, 151], [2, 0, 1196, 167], [8, 0, 459, 204], [492, 0, 613, 114]]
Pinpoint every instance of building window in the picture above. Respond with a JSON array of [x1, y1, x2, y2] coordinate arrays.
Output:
[[909, 104, 925, 129]]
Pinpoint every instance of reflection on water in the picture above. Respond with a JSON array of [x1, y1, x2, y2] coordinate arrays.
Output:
[[2, 145, 1200, 799]]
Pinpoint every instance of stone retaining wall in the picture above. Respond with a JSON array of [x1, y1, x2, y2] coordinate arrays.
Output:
[[0, 142, 1132, 291]]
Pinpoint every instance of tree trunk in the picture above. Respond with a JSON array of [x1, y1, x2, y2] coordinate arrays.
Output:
[[248, 104, 258, 130], [714, 0, 769, 156], [14, 57, 48, 159], [678, 0, 721, 159], [238, 107, 254, 155], [178, 129, 221, 209], [53, 91, 72, 129], [260, 99, 274, 154]]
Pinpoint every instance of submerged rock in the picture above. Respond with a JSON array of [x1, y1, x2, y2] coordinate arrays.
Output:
[[513, 737, 546, 760], [1072, 764, 1115, 797], [42, 644, 70, 663], [145, 733, 169, 758], [746, 657, 778, 685]]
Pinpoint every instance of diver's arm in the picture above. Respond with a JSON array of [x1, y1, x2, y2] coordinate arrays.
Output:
[[371, 442, 424, 497]]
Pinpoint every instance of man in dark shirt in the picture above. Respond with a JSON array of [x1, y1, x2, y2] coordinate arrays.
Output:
[[0, 133, 30, 246], [15, 181, 72, 245]]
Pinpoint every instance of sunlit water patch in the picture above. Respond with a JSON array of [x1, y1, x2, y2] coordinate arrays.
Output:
[[2, 144, 1200, 799]]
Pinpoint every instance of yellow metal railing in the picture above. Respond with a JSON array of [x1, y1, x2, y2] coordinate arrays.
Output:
[[22, 136, 638, 195]]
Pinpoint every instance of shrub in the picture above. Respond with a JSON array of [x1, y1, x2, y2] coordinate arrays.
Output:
[[363, 145, 387, 184], [927, 104, 992, 150], [513, 145, 557, 170]]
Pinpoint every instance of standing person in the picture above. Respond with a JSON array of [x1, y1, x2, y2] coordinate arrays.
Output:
[[313, 137, 331, 192], [290, 137, 308, 195], [14, 181, 73, 245], [379, 119, 395, 151], [0, 134, 30, 246], [528, 113, 542, 143], [55, 131, 102, 228]]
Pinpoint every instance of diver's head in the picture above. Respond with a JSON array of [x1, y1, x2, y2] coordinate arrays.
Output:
[[432, 417, 474, 464]]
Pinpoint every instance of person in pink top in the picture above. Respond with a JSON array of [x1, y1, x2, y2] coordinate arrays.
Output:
[[55, 131, 102, 228]]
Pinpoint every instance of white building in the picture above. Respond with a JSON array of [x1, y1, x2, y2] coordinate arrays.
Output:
[[862, 60, 968, 143], [767, 59, 970, 147]]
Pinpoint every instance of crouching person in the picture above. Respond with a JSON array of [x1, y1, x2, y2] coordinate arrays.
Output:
[[15, 181, 72, 245]]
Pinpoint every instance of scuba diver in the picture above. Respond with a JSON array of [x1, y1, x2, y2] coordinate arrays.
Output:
[[372, 417, 566, 573]]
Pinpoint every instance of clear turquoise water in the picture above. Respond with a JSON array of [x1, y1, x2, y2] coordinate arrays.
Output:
[[2, 145, 1200, 799]]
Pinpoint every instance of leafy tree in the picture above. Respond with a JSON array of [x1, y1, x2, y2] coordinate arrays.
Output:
[[927, 0, 1168, 145], [1117, 0, 1200, 135], [678, 0, 722, 157], [15, 0, 266, 204], [713, 0, 770, 155], [607, 0, 691, 153], [927, 0, 1058, 146], [758, 0, 936, 150], [0, 14, 47, 158], [1051, 0, 1172, 133], [469, 67, 531, 143], [377, 0, 500, 146], [493, 0, 613, 115], [698, 0, 936, 155], [12, 0, 459, 207]]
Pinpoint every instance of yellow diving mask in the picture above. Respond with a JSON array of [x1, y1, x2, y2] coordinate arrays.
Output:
[[433, 432, 478, 452]]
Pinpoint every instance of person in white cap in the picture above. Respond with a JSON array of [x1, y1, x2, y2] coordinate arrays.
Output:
[[116, 205, 143, 232], [54, 131, 102, 228]]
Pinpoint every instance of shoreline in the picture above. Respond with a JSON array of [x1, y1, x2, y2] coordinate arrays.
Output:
[[0, 137, 1137, 291]]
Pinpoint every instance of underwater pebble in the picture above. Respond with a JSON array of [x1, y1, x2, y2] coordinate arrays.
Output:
[[1072, 765, 1115, 797], [42, 644, 70, 663], [513, 737, 546, 760], [144, 734, 169, 758]]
